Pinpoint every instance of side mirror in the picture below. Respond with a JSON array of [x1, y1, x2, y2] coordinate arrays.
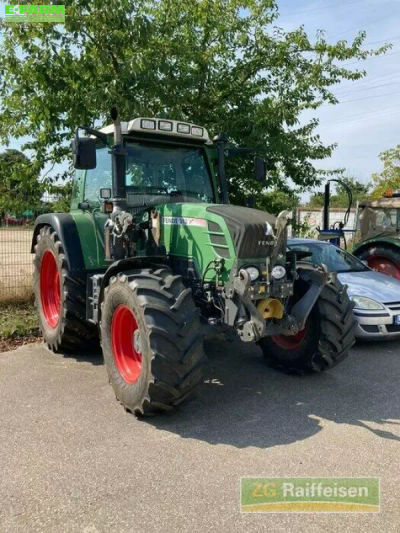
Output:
[[72, 137, 96, 169], [100, 188, 112, 200], [254, 157, 267, 182]]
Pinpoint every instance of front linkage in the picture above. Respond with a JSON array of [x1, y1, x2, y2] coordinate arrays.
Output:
[[226, 261, 329, 343], [189, 225, 355, 375]]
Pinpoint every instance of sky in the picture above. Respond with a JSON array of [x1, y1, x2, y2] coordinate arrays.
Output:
[[277, 0, 400, 195], [0, 0, 399, 196]]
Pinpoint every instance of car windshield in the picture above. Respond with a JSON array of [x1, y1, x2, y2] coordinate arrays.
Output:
[[289, 242, 369, 273], [125, 142, 215, 203]]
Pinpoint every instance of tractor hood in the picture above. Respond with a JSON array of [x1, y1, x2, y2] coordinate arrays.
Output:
[[206, 204, 277, 258], [159, 203, 285, 281]]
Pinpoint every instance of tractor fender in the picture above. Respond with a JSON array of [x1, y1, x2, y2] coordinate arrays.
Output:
[[98, 256, 169, 318], [31, 213, 85, 272], [353, 238, 400, 257]]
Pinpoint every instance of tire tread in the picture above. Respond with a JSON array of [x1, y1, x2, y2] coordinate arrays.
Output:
[[260, 276, 356, 374], [101, 268, 206, 415]]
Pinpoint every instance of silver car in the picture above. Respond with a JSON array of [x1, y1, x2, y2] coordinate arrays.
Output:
[[288, 238, 400, 340]]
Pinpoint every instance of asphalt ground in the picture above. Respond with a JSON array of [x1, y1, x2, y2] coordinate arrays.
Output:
[[0, 337, 399, 532]]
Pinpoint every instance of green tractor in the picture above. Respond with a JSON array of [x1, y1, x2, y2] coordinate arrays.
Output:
[[31, 110, 355, 415], [353, 192, 400, 280]]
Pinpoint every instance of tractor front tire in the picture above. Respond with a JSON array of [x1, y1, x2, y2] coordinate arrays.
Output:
[[356, 245, 400, 280], [259, 277, 355, 374], [100, 268, 206, 415], [33, 225, 98, 352]]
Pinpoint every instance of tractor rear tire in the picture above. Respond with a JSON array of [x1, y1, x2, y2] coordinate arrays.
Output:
[[259, 276, 355, 374], [355, 245, 400, 280], [100, 268, 206, 416], [33, 225, 98, 352]]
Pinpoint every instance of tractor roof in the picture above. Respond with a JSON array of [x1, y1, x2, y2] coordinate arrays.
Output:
[[99, 117, 211, 143], [359, 198, 400, 209]]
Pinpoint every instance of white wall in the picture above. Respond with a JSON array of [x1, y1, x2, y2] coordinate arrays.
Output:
[[295, 208, 357, 239]]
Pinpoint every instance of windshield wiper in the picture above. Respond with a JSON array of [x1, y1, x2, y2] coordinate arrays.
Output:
[[126, 186, 212, 202], [168, 189, 211, 200]]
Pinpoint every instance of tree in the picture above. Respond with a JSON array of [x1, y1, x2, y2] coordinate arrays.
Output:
[[370, 145, 400, 198], [307, 191, 325, 208], [0, 0, 386, 204], [257, 188, 299, 215], [307, 177, 370, 208], [0, 149, 43, 216], [47, 181, 73, 212], [334, 177, 370, 206]]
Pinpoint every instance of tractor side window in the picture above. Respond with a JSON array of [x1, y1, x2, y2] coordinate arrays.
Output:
[[70, 169, 85, 210], [84, 147, 112, 204]]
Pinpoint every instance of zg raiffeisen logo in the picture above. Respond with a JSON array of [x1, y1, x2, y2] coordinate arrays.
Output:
[[241, 477, 380, 512], [4, 4, 65, 23]]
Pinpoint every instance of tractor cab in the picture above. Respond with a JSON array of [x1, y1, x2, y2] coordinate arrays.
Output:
[[74, 117, 219, 209], [353, 191, 400, 279], [357, 192, 400, 241]]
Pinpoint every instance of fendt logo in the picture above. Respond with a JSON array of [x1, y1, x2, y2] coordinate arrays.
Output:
[[264, 221, 275, 237], [258, 240, 274, 246], [4, 5, 65, 23]]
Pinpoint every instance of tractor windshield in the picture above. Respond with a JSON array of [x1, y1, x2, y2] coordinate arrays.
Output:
[[359, 206, 400, 240], [125, 142, 215, 203]]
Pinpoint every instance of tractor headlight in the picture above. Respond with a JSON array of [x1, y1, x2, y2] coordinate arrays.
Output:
[[191, 126, 204, 137], [245, 266, 260, 281], [140, 119, 156, 130], [351, 296, 385, 310], [177, 122, 190, 134], [271, 265, 286, 280], [158, 120, 173, 131]]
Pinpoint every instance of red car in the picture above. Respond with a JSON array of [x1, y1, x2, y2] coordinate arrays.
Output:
[[3, 215, 27, 226]]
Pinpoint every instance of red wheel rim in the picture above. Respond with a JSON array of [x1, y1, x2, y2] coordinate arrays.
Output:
[[367, 255, 400, 280], [271, 327, 307, 350], [40, 251, 61, 329], [111, 305, 142, 384]]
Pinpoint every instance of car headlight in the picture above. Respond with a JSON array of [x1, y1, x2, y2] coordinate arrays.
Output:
[[245, 266, 260, 281], [271, 265, 286, 280], [351, 296, 385, 310]]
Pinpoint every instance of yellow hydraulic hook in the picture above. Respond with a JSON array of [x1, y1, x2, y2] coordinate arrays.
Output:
[[257, 298, 284, 319]]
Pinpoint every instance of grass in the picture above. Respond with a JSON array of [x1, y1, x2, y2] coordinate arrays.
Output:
[[0, 301, 40, 352]]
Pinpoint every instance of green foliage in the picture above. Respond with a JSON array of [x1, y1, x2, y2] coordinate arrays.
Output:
[[0, 149, 43, 215], [371, 145, 400, 198], [335, 176, 370, 206], [0, 0, 386, 202], [47, 180, 73, 212], [307, 177, 370, 208], [256, 188, 299, 215], [307, 191, 325, 208], [295, 217, 318, 239]]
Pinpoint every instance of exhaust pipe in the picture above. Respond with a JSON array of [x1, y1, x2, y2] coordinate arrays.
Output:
[[110, 107, 126, 203]]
